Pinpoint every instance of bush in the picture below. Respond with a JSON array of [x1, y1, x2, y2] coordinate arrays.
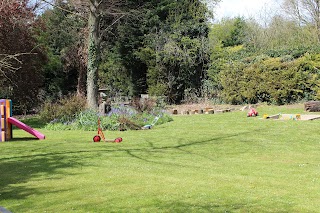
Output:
[[219, 53, 320, 104], [40, 94, 86, 123], [44, 104, 173, 131], [130, 97, 158, 113]]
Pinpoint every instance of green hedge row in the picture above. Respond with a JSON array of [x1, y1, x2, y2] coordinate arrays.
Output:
[[219, 53, 320, 104]]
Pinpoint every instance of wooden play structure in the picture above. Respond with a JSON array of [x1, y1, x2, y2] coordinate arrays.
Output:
[[1, 99, 45, 142], [0, 99, 12, 141]]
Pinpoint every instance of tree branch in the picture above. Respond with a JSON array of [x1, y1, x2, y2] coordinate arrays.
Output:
[[40, 0, 87, 20], [0, 53, 36, 77]]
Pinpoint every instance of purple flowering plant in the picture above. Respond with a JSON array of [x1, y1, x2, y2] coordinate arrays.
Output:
[[44, 101, 172, 131]]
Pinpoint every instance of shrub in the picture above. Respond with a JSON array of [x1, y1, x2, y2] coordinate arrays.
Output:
[[40, 94, 86, 123], [130, 97, 157, 113], [44, 104, 173, 131], [74, 109, 98, 131], [219, 53, 320, 104]]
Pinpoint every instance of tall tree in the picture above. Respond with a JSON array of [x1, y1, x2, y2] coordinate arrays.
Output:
[[131, 0, 215, 103], [283, 0, 320, 42], [80, 0, 133, 109], [41, 0, 132, 108], [86, 0, 101, 109], [41, 0, 218, 106], [210, 17, 247, 48], [82, 0, 152, 108], [244, 15, 318, 51], [0, 0, 46, 113], [40, 0, 87, 99]]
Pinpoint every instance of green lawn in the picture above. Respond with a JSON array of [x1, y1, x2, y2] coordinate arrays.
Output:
[[1, 104, 320, 212]]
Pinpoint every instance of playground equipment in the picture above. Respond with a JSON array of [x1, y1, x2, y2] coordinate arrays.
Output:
[[93, 118, 122, 143], [0, 99, 45, 142], [1, 99, 12, 141]]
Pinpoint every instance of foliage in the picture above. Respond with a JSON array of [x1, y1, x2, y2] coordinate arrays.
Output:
[[244, 16, 318, 51], [207, 15, 320, 105], [282, 0, 320, 42], [44, 105, 172, 131], [39, 94, 87, 123], [0, 0, 47, 114], [42, 95, 173, 131], [116, 0, 214, 103], [211, 17, 248, 48], [40, 1, 87, 100], [99, 50, 132, 96], [219, 54, 320, 104], [9, 0, 320, 110]]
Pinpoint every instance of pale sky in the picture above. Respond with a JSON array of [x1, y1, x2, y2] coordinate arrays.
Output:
[[214, 0, 283, 21]]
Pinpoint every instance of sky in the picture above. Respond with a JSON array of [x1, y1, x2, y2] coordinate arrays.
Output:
[[214, 0, 283, 21]]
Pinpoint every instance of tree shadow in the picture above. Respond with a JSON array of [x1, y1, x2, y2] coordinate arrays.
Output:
[[120, 200, 248, 212], [117, 128, 265, 167], [155, 200, 246, 212], [0, 128, 264, 202], [7, 137, 40, 142], [0, 154, 83, 201], [0, 127, 268, 213]]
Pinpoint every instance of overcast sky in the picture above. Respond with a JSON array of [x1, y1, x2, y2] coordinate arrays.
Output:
[[214, 0, 283, 21]]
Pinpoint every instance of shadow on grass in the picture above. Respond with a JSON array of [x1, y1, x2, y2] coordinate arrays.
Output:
[[0, 128, 263, 202], [8, 137, 40, 142], [135, 200, 246, 212], [0, 155, 83, 201], [118, 128, 266, 167], [4, 129, 262, 167]]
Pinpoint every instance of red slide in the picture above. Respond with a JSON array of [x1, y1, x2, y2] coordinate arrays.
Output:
[[8, 117, 45, 140]]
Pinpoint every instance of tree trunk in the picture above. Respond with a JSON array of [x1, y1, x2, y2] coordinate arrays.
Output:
[[304, 101, 320, 112], [87, 0, 100, 109], [77, 64, 87, 97], [77, 28, 88, 98]]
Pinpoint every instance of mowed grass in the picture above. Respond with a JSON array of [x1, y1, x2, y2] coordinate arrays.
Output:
[[1, 104, 320, 212]]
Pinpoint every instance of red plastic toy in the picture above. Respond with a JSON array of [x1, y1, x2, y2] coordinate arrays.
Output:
[[247, 107, 258, 117], [93, 135, 101, 142], [93, 118, 122, 143]]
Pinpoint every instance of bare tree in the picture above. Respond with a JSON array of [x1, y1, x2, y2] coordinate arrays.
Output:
[[283, 0, 320, 42], [0, 54, 22, 76], [0, 52, 38, 84]]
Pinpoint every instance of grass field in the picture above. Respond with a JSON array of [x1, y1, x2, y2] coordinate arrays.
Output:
[[1, 104, 320, 212]]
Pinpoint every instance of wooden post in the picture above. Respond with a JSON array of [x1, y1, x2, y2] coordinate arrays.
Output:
[[6, 100, 12, 140], [0, 99, 12, 141], [207, 109, 214, 114], [0, 100, 6, 142]]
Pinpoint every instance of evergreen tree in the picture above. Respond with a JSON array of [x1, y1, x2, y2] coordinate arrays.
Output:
[[117, 0, 215, 103]]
